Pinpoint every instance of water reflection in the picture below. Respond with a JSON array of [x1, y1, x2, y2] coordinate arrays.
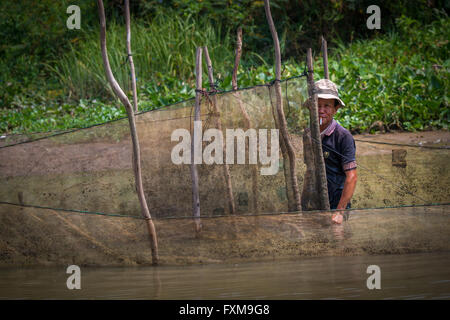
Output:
[[153, 268, 161, 299], [331, 224, 345, 241]]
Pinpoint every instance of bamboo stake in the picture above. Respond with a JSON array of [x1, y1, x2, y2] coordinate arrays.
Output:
[[263, 0, 301, 211], [306, 48, 330, 210], [232, 27, 243, 91], [269, 94, 295, 211], [203, 46, 236, 215], [231, 28, 259, 214], [125, 0, 138, 113], [191, 47, 202, 233], [232, 28, 251, 129], [321, 36, 329, 80], [300, 129, 318, 210], [97, 0, 159, 264]]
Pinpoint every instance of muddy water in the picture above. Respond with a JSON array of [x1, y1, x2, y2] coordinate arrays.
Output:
[[1, 252, 449, 299]]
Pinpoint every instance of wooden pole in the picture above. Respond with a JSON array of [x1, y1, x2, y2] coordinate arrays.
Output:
[[203, 46, 236, 215], [232, 27, 251, 129], [231, 28, 259, 214], [300, 125, 319, 210], [306, 48, 330, 210], [191, 47, 202, 233], [232, 27, 243, 91], [125, 0, 138, 113], [97, 0, 159, 264], [269, 94, 295, 211], [321, 36, 329, 80], [264, 0, 301, 211]]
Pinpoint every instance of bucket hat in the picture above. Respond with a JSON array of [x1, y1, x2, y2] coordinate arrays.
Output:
[[314, 79, 345, 107]]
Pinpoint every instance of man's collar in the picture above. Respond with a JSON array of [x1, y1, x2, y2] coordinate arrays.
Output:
[[320, 119, 337, 138]]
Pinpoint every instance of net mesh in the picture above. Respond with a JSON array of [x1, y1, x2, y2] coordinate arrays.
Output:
[[1, 77, 448, 217], [1, 77, 449, 265], [0, 203, 449, 266], [1, 78, 312, 218]]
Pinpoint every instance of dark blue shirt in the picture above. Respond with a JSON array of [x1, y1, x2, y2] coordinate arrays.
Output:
[[321, 120, 357, 209]]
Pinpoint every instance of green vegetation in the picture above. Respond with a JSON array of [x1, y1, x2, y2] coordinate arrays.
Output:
[[327, 16, 449, 132], [0, 1, 448, 135]]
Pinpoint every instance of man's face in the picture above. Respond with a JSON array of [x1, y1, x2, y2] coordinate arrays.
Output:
[[318, 98, 338, 128]]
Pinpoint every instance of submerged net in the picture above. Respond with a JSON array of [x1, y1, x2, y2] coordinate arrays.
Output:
[[0, 76, 449, 265], [1, 203, 449, 266]]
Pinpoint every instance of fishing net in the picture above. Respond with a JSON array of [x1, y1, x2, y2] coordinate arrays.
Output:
[[0, 78, 311, 218], [1, 77, 449, 265], [1, 203, 449, 266], [1, 77, 448, 217]]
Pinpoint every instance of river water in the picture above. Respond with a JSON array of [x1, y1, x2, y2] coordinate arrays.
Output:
[[1, 252, 449, 300]]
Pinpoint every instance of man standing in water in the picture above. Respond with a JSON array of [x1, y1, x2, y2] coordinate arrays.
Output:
[[315, 79, 358, 224]]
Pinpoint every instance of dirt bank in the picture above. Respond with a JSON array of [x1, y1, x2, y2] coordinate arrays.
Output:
[[1, 130, 448, 177], [1, 129, 449, 217]]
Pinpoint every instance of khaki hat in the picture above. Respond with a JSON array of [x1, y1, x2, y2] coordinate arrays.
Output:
[[314, 79, 345, 107]]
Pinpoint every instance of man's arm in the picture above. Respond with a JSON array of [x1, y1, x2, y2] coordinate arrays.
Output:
[[332, 169, 357, 224], [337, 169, 357, 210]]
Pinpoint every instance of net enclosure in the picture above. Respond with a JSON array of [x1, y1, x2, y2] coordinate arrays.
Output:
[[1, 76, 449, 265], [1, 77, 448, 217], [1, 77, 311, 218]]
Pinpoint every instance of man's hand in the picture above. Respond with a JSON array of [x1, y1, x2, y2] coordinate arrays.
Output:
[[331, 212, 344, 224]]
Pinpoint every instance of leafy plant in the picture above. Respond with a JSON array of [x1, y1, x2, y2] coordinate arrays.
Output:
[[1, 5, 448, 135]]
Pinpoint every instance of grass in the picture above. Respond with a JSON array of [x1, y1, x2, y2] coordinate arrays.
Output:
[[50, 13, 236, 101], [0, 14, 448, 135]]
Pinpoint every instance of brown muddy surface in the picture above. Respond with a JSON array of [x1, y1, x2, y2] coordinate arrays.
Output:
[[1, 128, 448, 177], [1, 252, 449, 299], [1, 129, 448, 216]]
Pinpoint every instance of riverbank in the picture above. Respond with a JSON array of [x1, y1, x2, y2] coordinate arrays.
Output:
[[1, 129, 449, 214]]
